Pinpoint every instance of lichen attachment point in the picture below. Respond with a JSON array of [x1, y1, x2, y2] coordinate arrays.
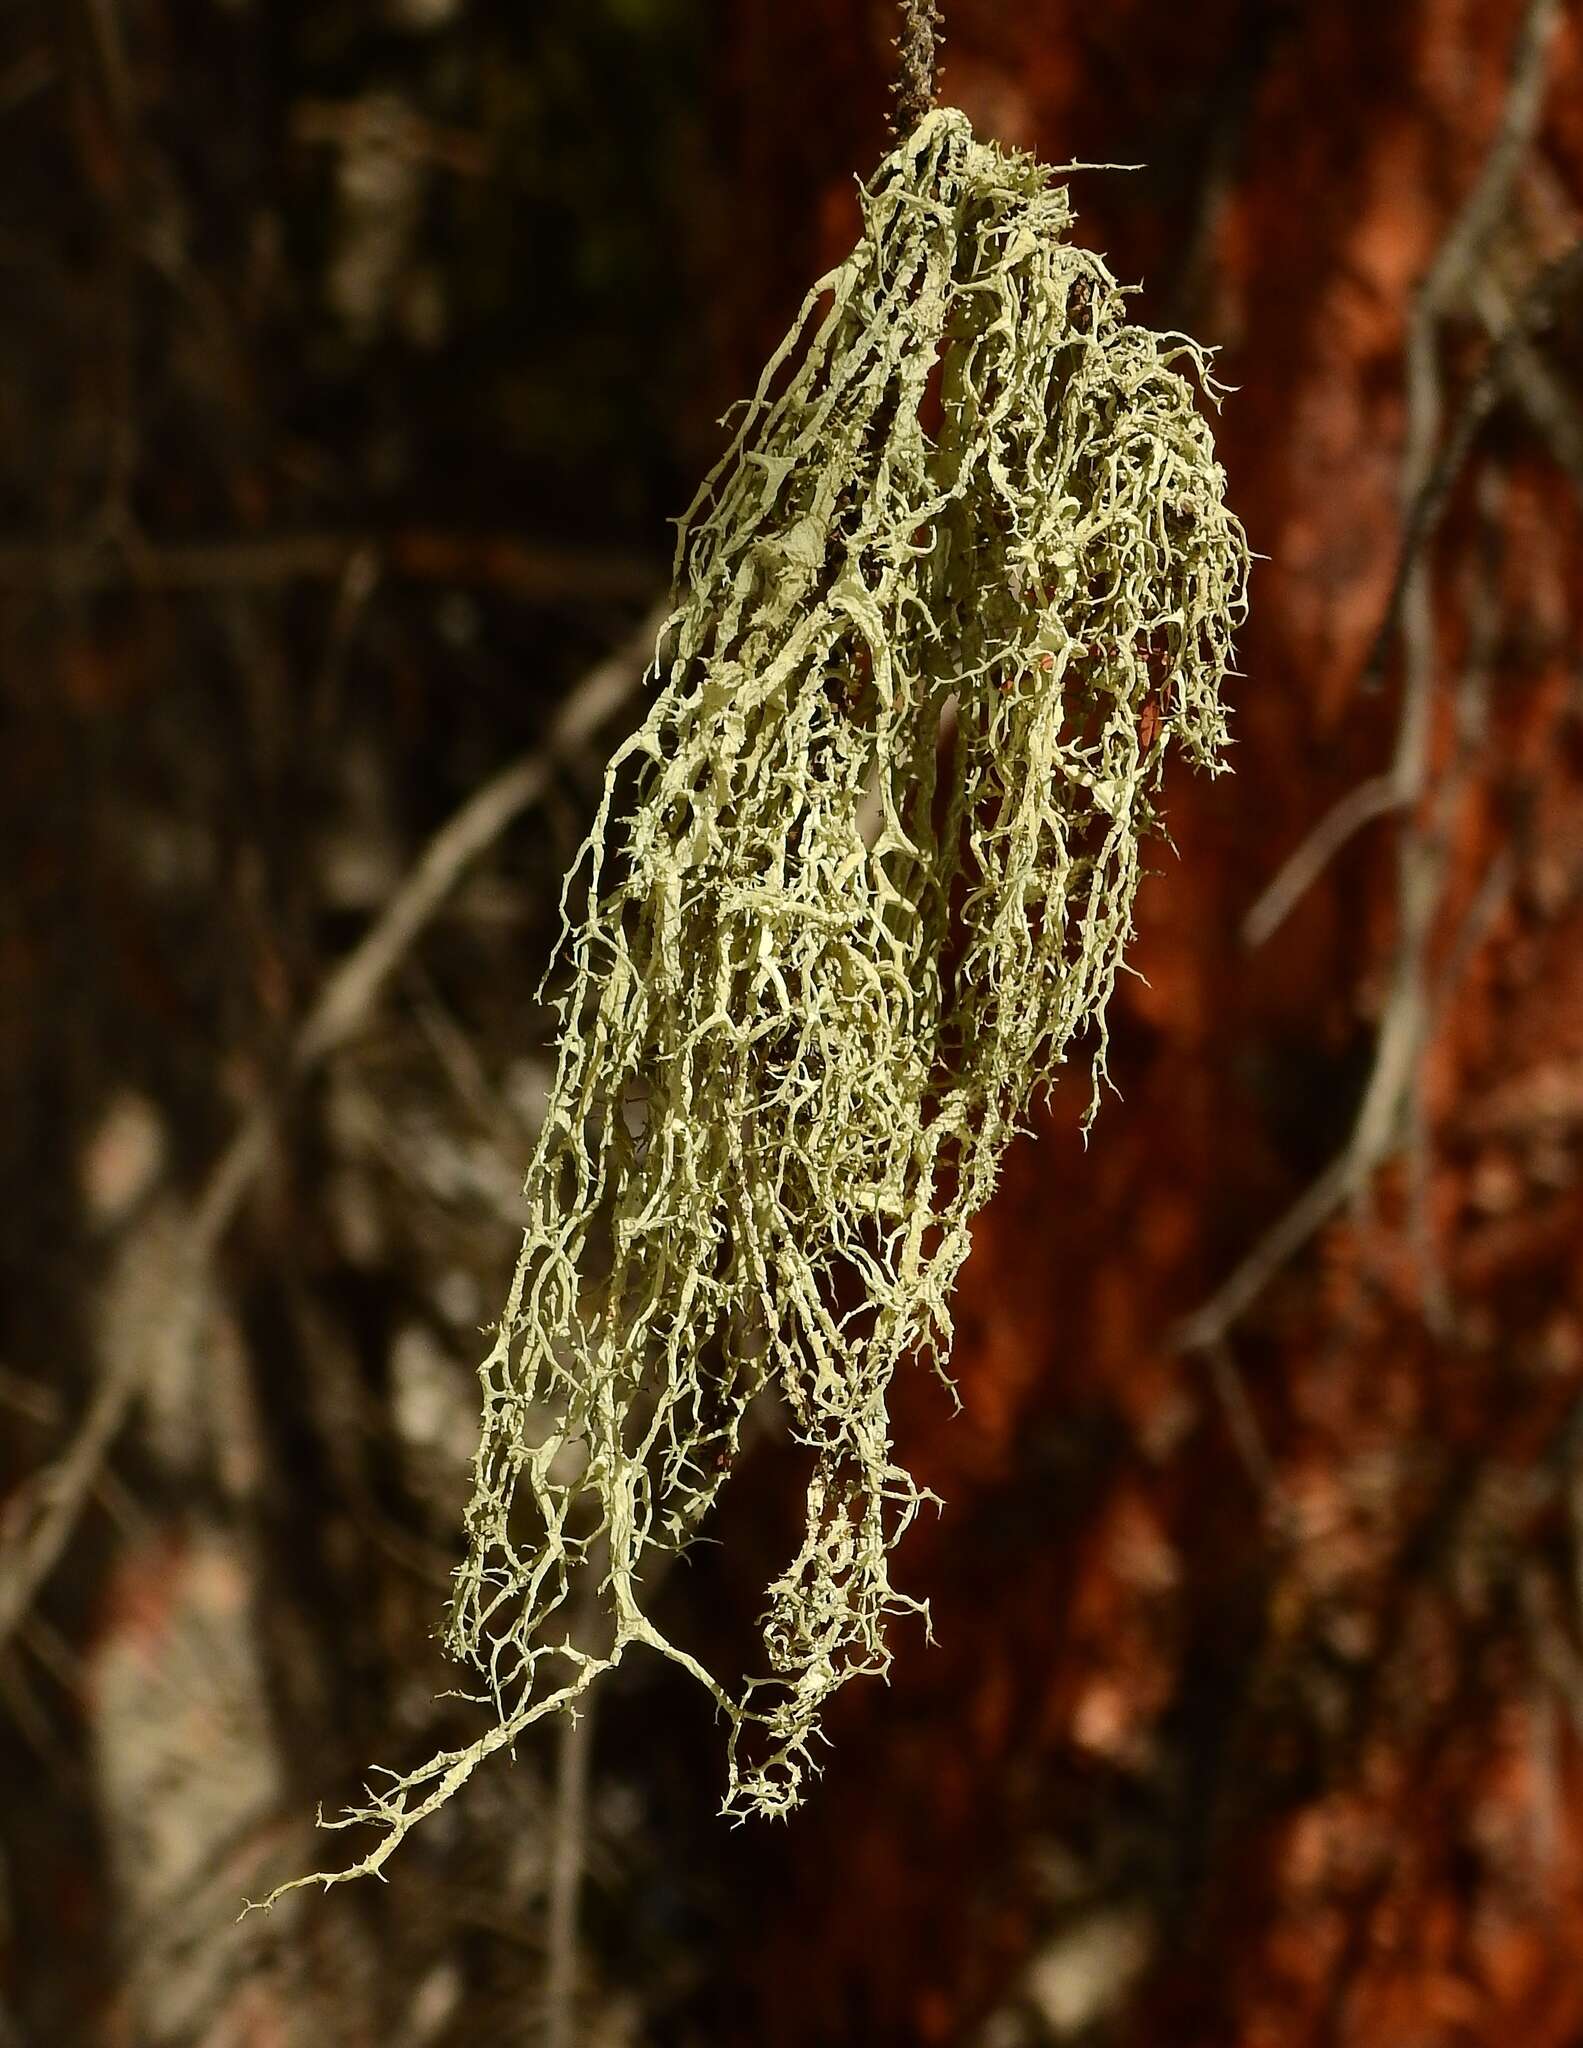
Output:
[[261, 108, 1247, 1903], [892, 0, 944, 135]]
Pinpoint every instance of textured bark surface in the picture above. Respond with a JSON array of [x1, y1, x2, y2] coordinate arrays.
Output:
[[698, 5, 1583, 2043]]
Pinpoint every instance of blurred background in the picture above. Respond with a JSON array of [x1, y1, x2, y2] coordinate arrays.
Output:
[[2, 0, 1583, 2042]]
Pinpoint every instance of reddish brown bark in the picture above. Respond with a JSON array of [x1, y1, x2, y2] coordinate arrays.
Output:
[[690, 3, 1583, 2043]]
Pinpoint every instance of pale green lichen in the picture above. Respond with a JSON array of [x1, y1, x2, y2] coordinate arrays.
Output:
[[258, 107, 1247, 1902]]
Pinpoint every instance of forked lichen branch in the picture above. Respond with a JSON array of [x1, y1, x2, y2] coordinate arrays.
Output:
[[253, 107, 1247, 1908]]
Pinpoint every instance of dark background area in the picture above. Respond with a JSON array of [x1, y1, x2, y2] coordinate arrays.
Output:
[[3, 2, 1583, 2043]]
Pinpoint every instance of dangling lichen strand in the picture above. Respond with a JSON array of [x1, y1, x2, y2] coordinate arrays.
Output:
[[260, 107, 1247, 1902]]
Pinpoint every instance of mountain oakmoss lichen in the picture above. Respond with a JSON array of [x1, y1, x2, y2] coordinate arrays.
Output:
[[261, 107, 1247, 1901]]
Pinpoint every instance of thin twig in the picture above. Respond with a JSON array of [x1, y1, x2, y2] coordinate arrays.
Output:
[[1361, 0, 1567, 694], [311, 545, 381, 737], [1403, 467, 1508, 1325], [291, 97, 488, 179], [1182, 1, 1564, 1352], [891, 0, 943, 136], [0, 605, 664, 1668], [0, 1653, 75, 1786], [1183, 490, 1510, 1358], [1175, 1153, 1355, 1355], [293, 612, 662, 1067], [1242, 774, 1400, 948], [1432, 847, 1515, 1015], [543, 1561, 607, 2047], [1244, 0, 1565, 950], [0, 1364, 61, 1429], [1361, 240, 1582, 696], [1472, 271, 1583, 492], [543, 1692, 596, 2048], [1202, 1338, 1287, 1514]]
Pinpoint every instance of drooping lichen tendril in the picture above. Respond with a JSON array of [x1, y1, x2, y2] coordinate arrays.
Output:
[[255, 107, 1247, 1906]]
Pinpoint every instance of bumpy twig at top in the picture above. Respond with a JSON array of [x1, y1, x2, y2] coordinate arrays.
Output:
[[892, 0, 942, 134]]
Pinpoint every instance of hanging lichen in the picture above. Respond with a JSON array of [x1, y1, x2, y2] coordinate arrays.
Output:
[[259, 106, 1247, 1901]]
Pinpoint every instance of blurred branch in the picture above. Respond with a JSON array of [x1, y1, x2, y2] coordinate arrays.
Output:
[[1247, 0, 1569, 953], [1241, 773, 1399, 948], [0, 1646, 76, 1784], [1403, 469, 1509, 1324], [0, 532, 660, 604], [0, 1364, 61, 1429], [1184, 0, 1565, 1350], [1183, 473, 1512, 1356], [1472, 272, 1583, 492], [1361, 236, 1583, 696], [1176, 1154, 1353, 1356], [1360, 0, 1563, 697], [293, 97, 488, 178], [544, 1664, 597, 2048], [0, 604, 665, 1668], [1202, 1338, 1289, 1517], [290, 603, 662, 1068], [1243, 283, 1582, 957]]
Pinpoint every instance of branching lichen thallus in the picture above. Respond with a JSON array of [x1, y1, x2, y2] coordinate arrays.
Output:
[[255, 105, 1247, 1907]]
